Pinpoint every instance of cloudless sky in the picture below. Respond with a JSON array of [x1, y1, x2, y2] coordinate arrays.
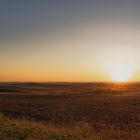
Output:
[[1, 0, 140, 82]]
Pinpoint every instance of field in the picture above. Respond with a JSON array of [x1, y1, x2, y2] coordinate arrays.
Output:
[[0, 82, 140, 139]]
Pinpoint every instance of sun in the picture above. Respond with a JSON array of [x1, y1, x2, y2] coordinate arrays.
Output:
[[102, 47, 134, 82], [111, 70, 130, 82], [100, 46, 136, 83], [110, 67, 132, 82]]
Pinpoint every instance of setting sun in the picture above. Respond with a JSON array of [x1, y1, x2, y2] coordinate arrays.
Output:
[[101, 47, 136, 82], [110, 68, 132, 82], [108, 64, 134, 82]]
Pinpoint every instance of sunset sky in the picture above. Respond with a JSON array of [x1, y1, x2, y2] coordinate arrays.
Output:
[[1, 0, 140, 82]]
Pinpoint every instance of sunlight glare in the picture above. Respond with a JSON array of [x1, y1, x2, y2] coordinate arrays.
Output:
[[110, 67, 132, 82], [101, 47, 135, 82]]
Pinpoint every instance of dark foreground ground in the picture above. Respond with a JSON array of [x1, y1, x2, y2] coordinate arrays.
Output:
[[0, 82, 140, 140]]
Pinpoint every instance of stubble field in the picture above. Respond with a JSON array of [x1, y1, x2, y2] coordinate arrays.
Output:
[[0, 82, 140, 140]]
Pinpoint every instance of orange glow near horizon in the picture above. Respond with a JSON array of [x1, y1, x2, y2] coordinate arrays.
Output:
[[0, 45, 140, 82], [1, 24, 140, 83]]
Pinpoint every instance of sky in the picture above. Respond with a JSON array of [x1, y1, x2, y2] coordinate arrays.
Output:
[[1, 0, 140, 82]]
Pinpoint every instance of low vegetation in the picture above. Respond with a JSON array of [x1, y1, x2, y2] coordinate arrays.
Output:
[[0, 113, 140, 140], [0, 82, 140, 139]]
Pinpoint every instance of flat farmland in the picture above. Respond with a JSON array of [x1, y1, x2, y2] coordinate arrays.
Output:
[[1, 83, 140, 139], [0, 83, 140, 125]]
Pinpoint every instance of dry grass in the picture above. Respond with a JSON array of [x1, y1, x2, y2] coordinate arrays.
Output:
[[0, 82, 140, 139], [0, 113, 140, 140]]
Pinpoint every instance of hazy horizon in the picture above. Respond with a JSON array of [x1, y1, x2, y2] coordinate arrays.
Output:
[[1, 0, 140, 82]]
